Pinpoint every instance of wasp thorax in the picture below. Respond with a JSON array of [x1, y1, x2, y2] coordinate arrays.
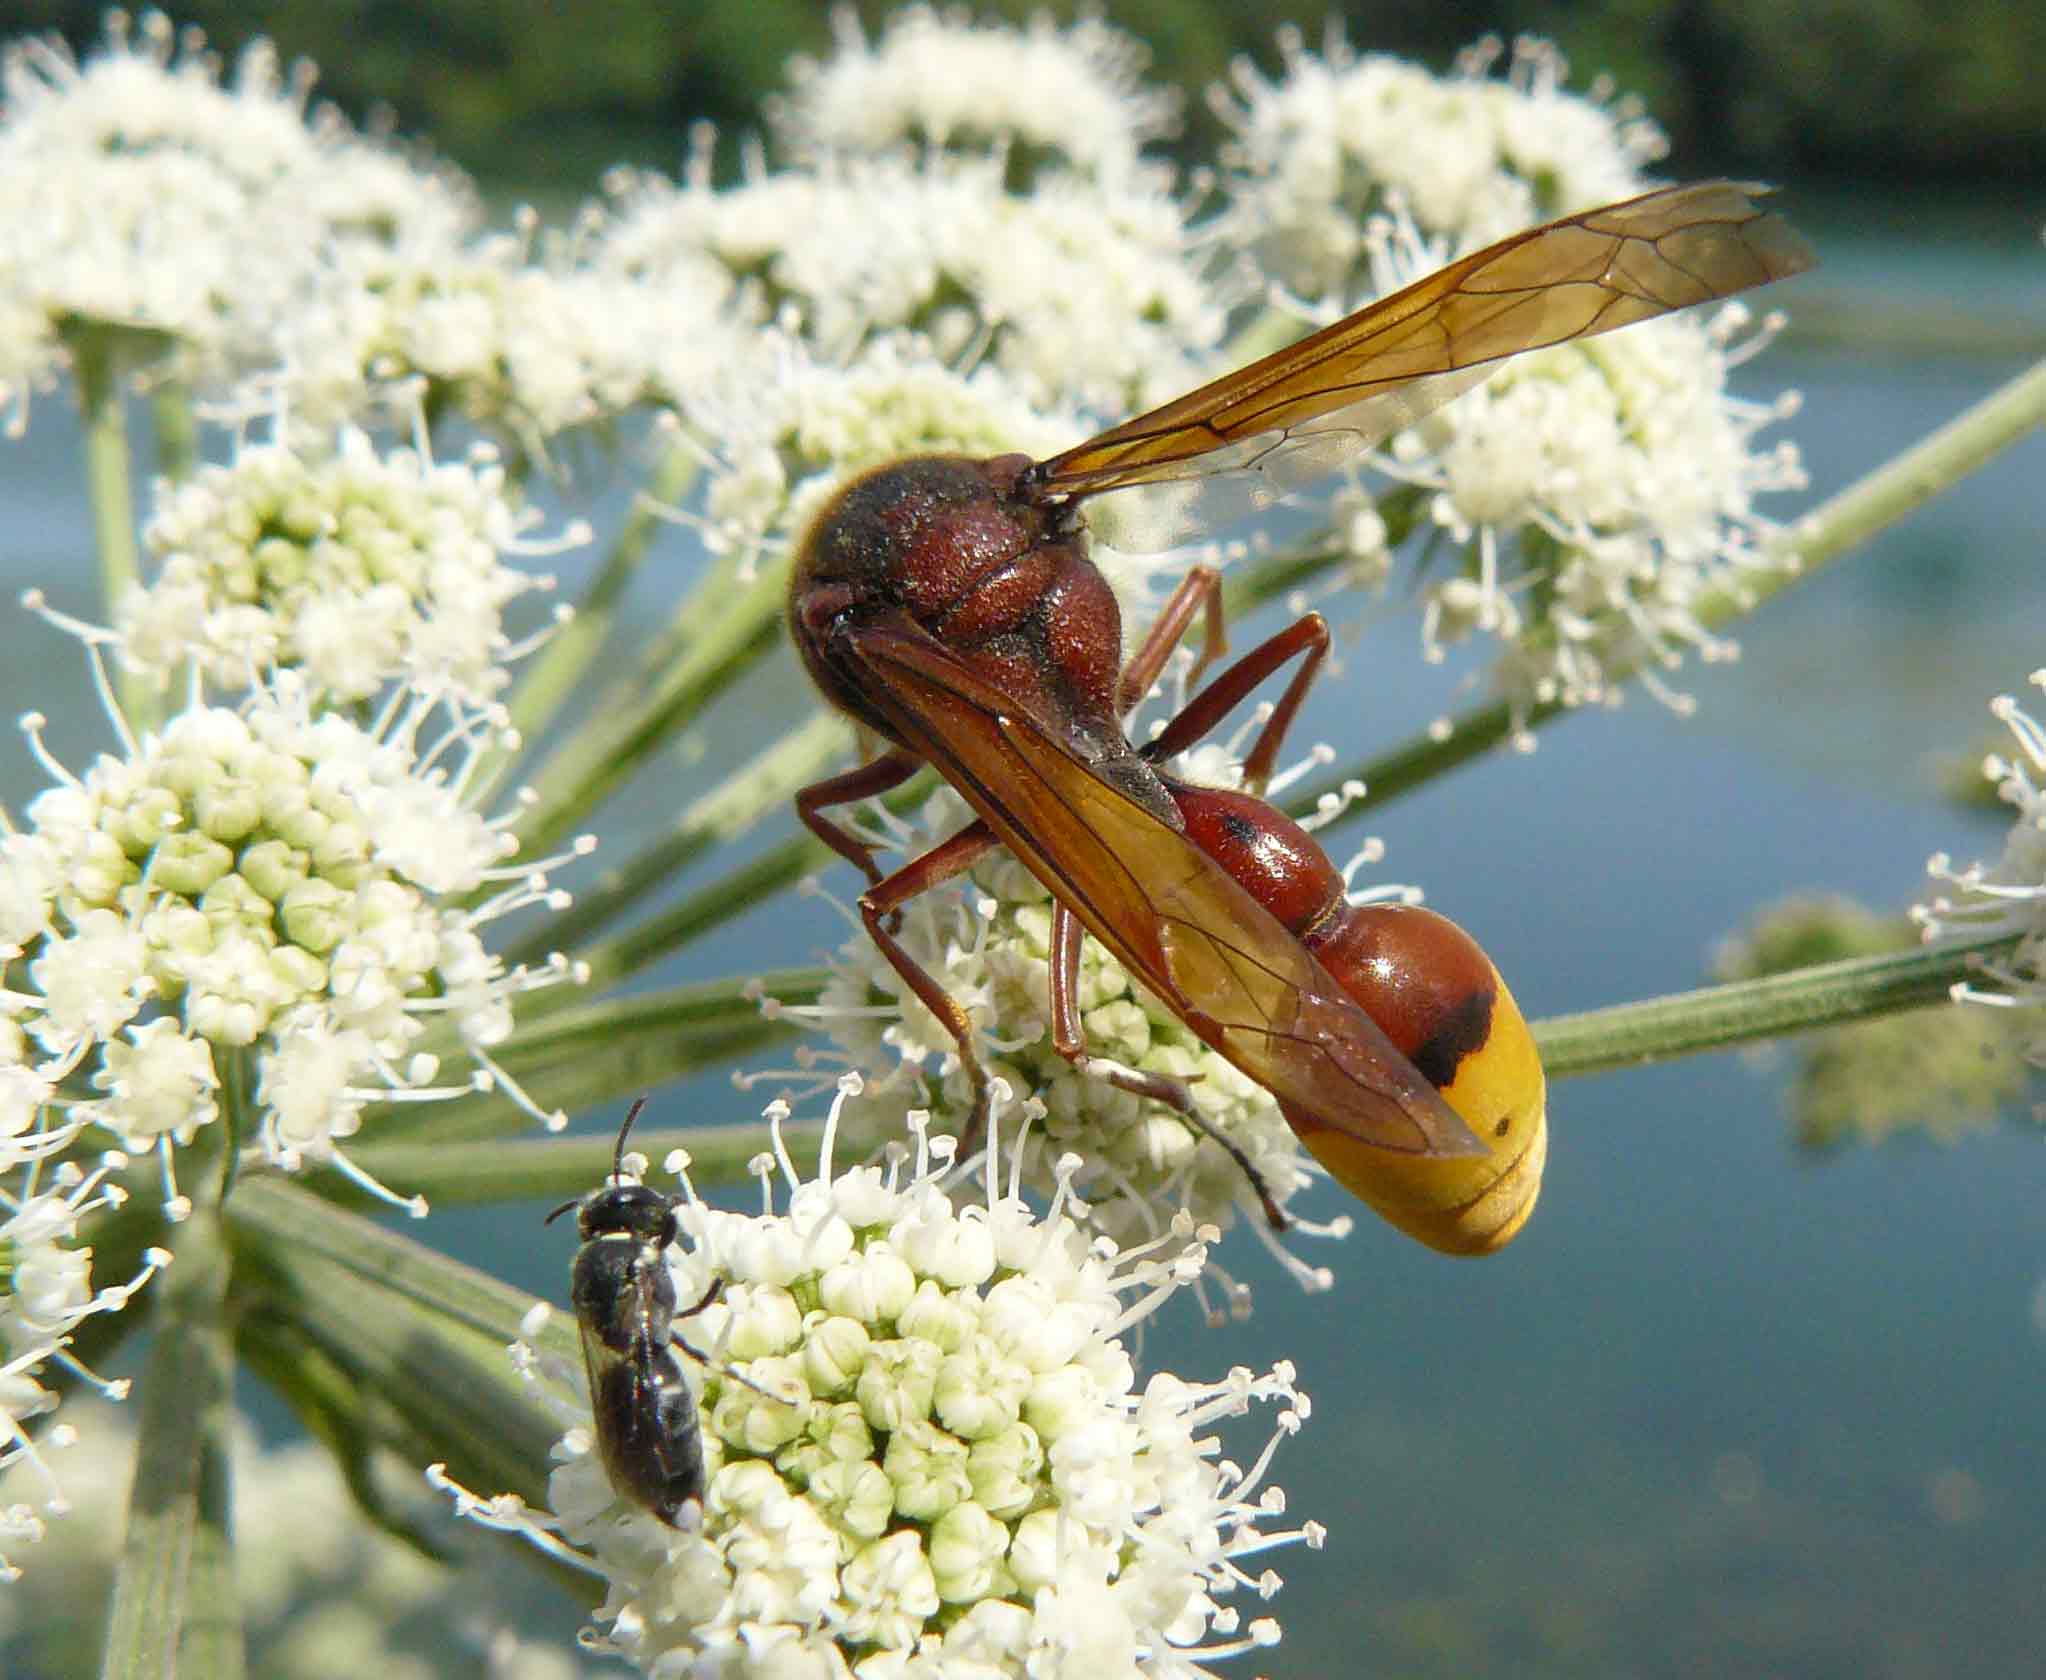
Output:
[[789, 452, 1130, 758]]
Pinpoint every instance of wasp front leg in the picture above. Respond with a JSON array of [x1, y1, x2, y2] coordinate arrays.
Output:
[[796, 750, 924, 888], [852, 817, 1012, 1154]]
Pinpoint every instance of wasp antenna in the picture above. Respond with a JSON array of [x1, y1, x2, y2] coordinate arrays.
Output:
[[613, 1095, 652, 1180], [542, 1196, 583, 1226]]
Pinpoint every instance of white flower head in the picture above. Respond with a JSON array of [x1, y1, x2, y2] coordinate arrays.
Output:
[[770, 5, 1179, 183], [0, 10, 473, 419], [1216, 32, 1803, 730], [0, 1160, 171, 1572], [679, 330, 1080, 586], [119, 418, 569, 704], [1917, 671, 2046, 1084], [276, 214, 678, 448], [485, 1081, 1311, 1675], [5, 624, 587, 1212], [601, 149, 1223, 418], [1218, 28, 1666, 296]]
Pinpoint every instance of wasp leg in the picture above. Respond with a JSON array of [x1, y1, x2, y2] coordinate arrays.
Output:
[[1115, 564, 1227, 714], [796, 750, 924, 890], [1047, 900, 1290, 1232], [1141, 612, 1332, 793], [852, 819, 1009, 1155]]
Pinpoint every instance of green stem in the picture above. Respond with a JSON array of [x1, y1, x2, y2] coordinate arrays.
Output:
[[565, 943, 2015, 1089], [509, 711, 852, 965], [100, 1134, 242, 1680], [345, 1115, 829, 1207], [226, 1177, 568, 1513], [150, 380, 198, 484], [71, 331, 150, 727], [368, 972, 820, 1145], [1283, 353, 2046, 827], [476, 439, 702, 801], [510, 552, 791, 861], [531, 766, 940, 1006], [1534, 934, 2019, 1077]]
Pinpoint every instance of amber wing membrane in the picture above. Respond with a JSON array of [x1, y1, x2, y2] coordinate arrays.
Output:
[[847, 616, 1486, 1160], [1038, 180, 1815, 501]]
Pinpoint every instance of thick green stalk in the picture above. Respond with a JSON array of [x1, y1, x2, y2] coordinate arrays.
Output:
[[1534, 934, 2019, 1077], [510, 554, 791, 860], [364, 972, 818, 1146], [150, 381, 198, 484], [509, 711, 853, 966], [548, 948, 2015, 1088], [100, 1133, 242, 1680], [476, 438, 702, 800], [72, 333, 140, 612], [346, 1115, 830, 1207], [225, 1177, 567, 1512]]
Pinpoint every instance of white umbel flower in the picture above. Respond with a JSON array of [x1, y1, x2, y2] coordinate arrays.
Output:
[[0, 10, 472, 418], [795, 811, 1322, 1283], [1917, 671, 2046, 1084], [119, 421, 569, 704], [6, 627, 586, 1215], [1216, 32, 1804, 731], [481, 1079, 1314, 1676], [277, 215, 682, 447], [677, 330, 1080, 586], [771, 5, 1179, 183], [601, 148, 1220, 418], [0, 1155, 169, 1575], [1218, 29, 1666, 294]]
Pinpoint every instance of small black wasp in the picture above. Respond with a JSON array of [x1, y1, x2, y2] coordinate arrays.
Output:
[[547, 1097, 726, 1529]]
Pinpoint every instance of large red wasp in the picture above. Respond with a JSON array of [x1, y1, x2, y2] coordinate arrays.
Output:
[[787, 182, 1813, 1252]]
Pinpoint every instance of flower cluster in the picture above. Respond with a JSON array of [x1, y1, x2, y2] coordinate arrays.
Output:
[[120, 422, 569, 704], [1214, 28, 1805, 733], [600, 146, 1222, 420], [277, 216, 686, 451], [787, 768, 1351, 1298], [476, 1080, 1313, 1677], [1218, 30, 1667, 289], [1916, 671, 2046, 1092], [4, 655, 580, 1211], [0, 10, 472, 418], [770, 4, 1181, 182]]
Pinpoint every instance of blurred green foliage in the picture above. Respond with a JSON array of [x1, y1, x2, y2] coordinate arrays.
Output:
[[2, 0, 2038, 187]]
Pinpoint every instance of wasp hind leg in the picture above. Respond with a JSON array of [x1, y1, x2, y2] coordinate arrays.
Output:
[[1047, 901, 1290, 1232]]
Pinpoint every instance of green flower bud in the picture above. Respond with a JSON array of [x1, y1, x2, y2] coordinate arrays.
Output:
[[198, 873, 276, 936], [194, 777, 264, 842], [802, 1314, 872, 1395], [896, 1279, 973, 1353], [856, 1337, 939, 1433], [237, 838, 309, 902], [965, 1422, 1043, 1517], [930, 1500, 1007, 1602], [806, 1459, 895, 1540], [726, 1285, 802, 1358], [278, 877, 348, 952], [883, 1419, 972, 1523], [150, 831, 235, 896], [934, 1344, 1026, 1441]]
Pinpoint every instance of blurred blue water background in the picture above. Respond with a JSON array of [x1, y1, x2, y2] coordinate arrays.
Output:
[[3, 187, 2042, 1674]]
